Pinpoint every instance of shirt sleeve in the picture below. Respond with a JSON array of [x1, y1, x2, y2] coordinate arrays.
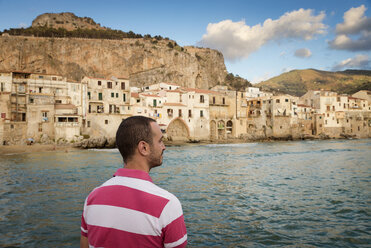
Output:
[[81, 212, 88, 237], [160, 197, 187, 248], [162, 215, 187, 248]]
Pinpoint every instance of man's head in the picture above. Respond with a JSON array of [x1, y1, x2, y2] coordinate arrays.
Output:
[[116, 116, 165, 168]]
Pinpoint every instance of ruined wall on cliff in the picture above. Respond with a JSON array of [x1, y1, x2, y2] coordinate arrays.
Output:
[[0, 35, 227, 89]]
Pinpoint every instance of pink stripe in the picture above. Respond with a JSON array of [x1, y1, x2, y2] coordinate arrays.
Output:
[[162, 215, 187, 245], [113, 168, 153, 182], [87, 224, 163, 248], [87, 185, 169, 218], [81, 214, 88, 237]]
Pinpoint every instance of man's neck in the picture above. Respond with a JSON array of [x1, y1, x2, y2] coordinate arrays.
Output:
[[124, 160, 150, 173]]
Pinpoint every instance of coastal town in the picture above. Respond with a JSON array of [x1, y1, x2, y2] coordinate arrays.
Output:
[[0, 71, 370, 147]]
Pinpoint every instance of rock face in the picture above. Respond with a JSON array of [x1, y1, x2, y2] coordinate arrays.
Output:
[[0, 35, 227, 89], [32, 12, 107, 31]]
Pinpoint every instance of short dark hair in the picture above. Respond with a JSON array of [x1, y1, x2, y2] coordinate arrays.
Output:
[[116, 116, 156, 163]]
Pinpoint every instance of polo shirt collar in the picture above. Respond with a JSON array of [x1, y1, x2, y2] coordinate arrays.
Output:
[[113, 168, 153, 183]]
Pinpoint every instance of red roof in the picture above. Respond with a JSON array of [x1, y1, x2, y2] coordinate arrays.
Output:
[[131, 92, 139, 98], [181, 87, 218, 94], [141, 94, 161, 98]]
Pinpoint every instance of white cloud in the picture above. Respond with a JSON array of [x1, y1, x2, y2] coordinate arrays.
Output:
[[199, 9, 326, 61], [294, 48, 312, 58], [332, 54, 370, 71], [329, 5, 371, 51]]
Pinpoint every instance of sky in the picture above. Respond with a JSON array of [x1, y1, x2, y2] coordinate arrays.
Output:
[[0, 0, 370, 84]]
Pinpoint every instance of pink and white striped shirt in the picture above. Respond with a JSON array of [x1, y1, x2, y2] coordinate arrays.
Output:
[[81, 168, 187, 248]]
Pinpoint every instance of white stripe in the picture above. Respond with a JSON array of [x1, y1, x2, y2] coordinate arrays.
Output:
[[164, 234, 187, 248], [102, 176, 174, 200], [85, 204, 161, 236], [159, 196, 183, 228], [81, 226, 88, 233]]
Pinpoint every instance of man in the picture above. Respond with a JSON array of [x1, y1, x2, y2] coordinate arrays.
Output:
[[80, 116, 187, 248]]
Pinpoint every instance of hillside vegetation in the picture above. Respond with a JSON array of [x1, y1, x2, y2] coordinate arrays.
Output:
[[257, 69, 371, 96]]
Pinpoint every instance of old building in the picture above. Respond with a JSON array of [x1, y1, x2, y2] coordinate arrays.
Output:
[[82, 76, 131, 138]]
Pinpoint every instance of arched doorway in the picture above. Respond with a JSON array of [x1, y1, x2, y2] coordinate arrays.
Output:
[[226, 120, 233, 138], [217, 120, 225, 140], [166, 118, 190, 141], [210, 120, 217, 140]]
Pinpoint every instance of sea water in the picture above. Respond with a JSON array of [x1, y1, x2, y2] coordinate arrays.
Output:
[[0, 139, 370, 247]]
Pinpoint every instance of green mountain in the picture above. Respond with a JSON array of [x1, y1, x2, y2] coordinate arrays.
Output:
[[256, 69, 371, 96]]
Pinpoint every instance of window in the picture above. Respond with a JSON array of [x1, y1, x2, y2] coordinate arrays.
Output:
[[38, 123, 42, 132], [116, 93, 119, 98], [123, 93, 126, 102], [167, 109, 173, 117], [89, 105, 91, 113], [241, 92, 244, 97], [285, 99, 288, 102], [39, 87, 42, 93], [276, 99, 280, 103], [87, 121, 91, 127], [107, 81, 112, 89], [200, 95, 205, 103], [188, 109, 192, 118], [98, 93, 103, 100], [222, 98, 225, 105], [111, 92, 114, 98], [105, 120, 108, 125], [98, 81, 102, 86], [213, 97, 215, 104], [0, 82, 4, 92], [121, 82, 125, 90], [200, 110, 204, 117], [88, 92, 91, 100], [42, 111, 48, 122]]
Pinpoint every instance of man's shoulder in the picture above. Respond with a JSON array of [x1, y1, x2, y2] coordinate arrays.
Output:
[[89, 175, 179, 202]]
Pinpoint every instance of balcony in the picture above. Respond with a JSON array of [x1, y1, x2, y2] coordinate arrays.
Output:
[[55, 122, 80, 127]]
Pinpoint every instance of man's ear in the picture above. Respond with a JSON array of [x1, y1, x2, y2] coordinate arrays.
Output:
[[138, 141, 150, 156]]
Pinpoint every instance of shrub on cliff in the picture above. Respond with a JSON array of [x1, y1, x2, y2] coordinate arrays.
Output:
[[225, 73, 252, 91], [0, 26, 144, 40]]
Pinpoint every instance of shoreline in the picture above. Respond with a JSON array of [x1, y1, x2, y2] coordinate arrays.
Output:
[[0, 143, 79, 155], [1, 136, 367, 155]]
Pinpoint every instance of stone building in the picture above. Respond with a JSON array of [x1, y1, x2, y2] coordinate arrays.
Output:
[[299, 90, 370, 138], [81, 76, 131, 138], [208, 85, 248, 140], [0, 71, 85, 144], [130, 83, 210, 141]]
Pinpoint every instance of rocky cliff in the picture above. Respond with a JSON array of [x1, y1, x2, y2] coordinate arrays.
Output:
[[0, 35, 227, 88], [32, 12, 107, 31]]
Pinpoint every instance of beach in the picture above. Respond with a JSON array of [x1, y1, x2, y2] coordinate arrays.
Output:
[[0, 144, 78, 155]]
